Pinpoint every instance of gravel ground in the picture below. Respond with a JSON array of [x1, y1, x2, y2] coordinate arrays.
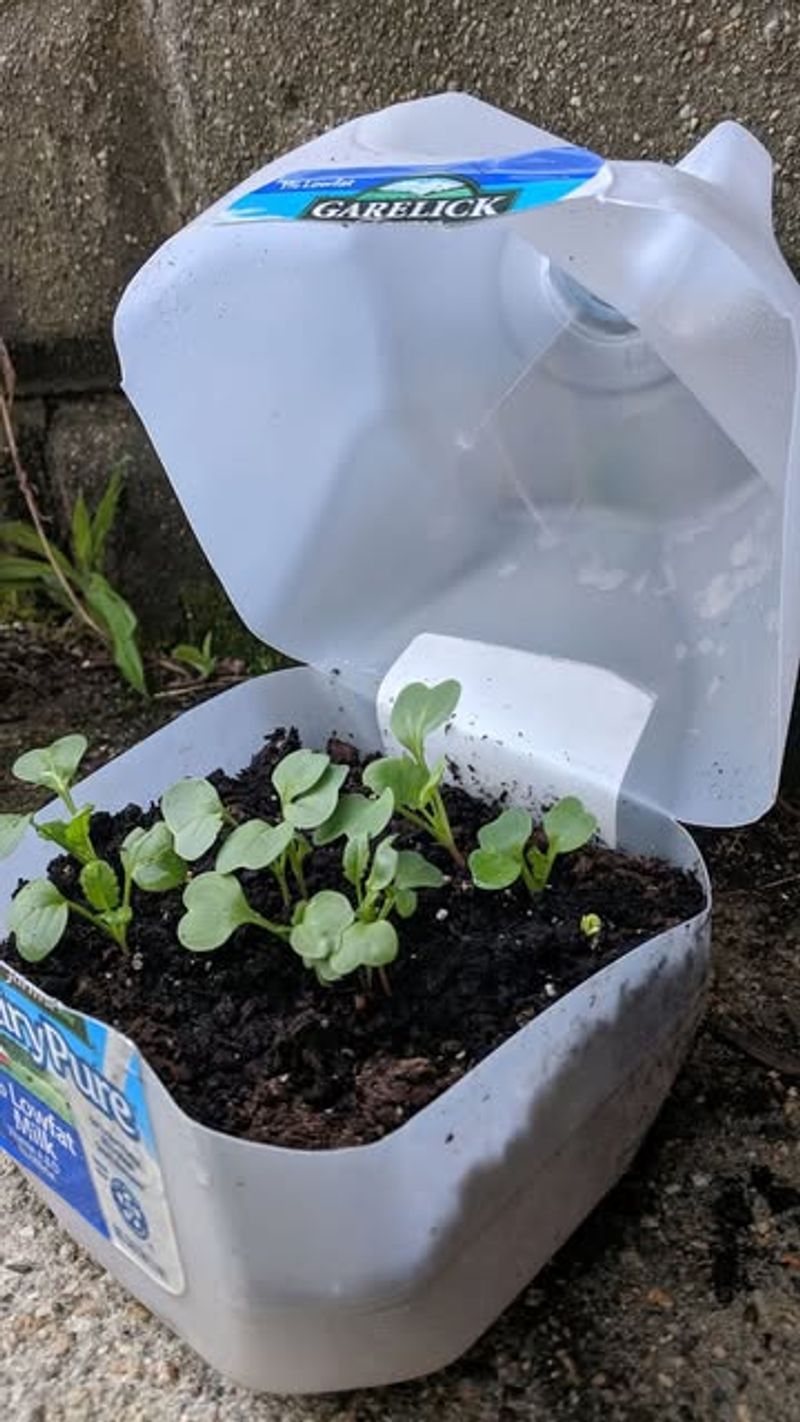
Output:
[[0, 629, 799, 1421]]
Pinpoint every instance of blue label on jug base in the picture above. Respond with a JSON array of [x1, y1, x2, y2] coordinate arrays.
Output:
[[223, 147, 604, 224], [0, 965, 184, 1294]]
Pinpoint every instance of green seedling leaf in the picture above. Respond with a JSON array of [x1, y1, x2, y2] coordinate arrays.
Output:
[[478, 806, 532, 856], [328, 920, 399, 979], [0, 812, 33, 859], [362, 755, 427, 810], [290, 890, 354, 964], [215, 819, 293, 874], [469, 807, 532, 891], [272, 749, 330, 805], [314, 788, 394, 846], [71, 492, 93, 574], [580, 912, 603, 939], [418, 755, 447, 805], [366, 837, 399, 894], [121, 822, 187, 892], [80, 859, 120, 913], [161, 778, 226, 861], [178, 872, 261, 952], [282, 763, 348, 831], [390, 679, 461, 759], [84, 572, 147, 696], [9, 879, 69, 962], [13, 734, 88, 796], [394, 849, 444, 891], [543, 797, 598, 855], [394, 887, 417, 918], [37, 805, 96, 865], [468, 848, 522, 891], [343, 832, 370, 891], [102, 906, 133, 943]]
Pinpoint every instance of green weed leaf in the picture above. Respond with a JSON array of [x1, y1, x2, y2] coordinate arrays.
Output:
[[84, 572, 146, 696], [71, 492, 93, 574], [161, 778, 226, 861], [172, 631, 216, 680], [9, 879, 69, 962], [90, 467, 124, 571]]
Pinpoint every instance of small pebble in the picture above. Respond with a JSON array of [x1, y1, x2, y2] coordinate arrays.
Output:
[[544, 982, 557, 999], [435, 907, 449, 922]]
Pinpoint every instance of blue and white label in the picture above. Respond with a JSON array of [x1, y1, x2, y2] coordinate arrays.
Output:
[[224, 147, 604, 224], [0, 966, 184, 1294]]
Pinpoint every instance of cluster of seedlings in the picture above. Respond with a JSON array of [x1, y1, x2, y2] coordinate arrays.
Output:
[[0, 681, 600, 984]]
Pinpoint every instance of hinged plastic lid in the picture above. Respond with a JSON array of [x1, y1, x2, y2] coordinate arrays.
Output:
[[115, 94, 800, 828]]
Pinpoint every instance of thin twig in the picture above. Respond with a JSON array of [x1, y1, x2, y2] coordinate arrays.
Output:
[[710, 1017, 800, 1079], [0, 339, 104, 637], [152, 675, 250, 701]]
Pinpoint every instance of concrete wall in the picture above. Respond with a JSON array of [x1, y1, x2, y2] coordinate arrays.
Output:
[[1, 0, 799, 636]]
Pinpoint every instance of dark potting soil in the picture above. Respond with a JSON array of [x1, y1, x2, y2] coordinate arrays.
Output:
[[2, 729, 704, 1148]]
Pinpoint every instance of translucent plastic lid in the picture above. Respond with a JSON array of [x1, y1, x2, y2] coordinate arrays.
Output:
[[115, 95, 800, 828]]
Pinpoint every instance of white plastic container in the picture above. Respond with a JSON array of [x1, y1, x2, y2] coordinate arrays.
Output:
[[2, 93, 800, 1393]]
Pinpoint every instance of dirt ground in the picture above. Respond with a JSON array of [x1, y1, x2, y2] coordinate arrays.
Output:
[[0, 625, 798, 1422]]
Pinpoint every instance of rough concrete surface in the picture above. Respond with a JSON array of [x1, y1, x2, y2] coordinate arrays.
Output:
[[1, 0, 799, 388]]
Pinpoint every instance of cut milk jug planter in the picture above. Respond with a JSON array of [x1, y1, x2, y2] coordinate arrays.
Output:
[[2, 93, 800, 1393]]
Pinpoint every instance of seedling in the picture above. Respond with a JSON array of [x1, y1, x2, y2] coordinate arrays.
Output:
[[161, 777, 231, 861], [469, 797, 597, 895], [215, 748, 348, 907], [171, 630, 217, 680], [291, 837, 443, 983], [0, 734, 96, 864], [178, 872, 290, 952], [364, 680, 462, 864], [1, 734, 187, 960], [7, 820, 188, 962], [580, 912, 603, 940]]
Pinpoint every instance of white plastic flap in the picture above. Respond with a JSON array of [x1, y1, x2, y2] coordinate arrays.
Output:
[[114, 94, 800, 828]]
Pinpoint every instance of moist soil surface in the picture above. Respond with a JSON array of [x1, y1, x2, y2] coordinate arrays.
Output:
[[2, 721, 701, 1148]]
